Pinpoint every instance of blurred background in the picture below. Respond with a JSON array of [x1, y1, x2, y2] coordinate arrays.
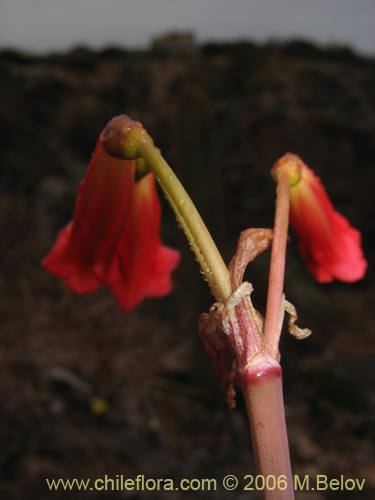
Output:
[[0, 1, 374, 498]]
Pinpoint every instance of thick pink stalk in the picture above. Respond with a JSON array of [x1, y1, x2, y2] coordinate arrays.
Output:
[[237, 172, 294, 499], [241, 366, 294, 500]]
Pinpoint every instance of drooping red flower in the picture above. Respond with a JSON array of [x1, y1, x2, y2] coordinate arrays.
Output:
[[272, 153, 367, 283], [42, 116, 180, 311]]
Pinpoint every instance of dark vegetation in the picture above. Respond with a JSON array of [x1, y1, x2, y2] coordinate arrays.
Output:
[[0, 39, 373, 499]]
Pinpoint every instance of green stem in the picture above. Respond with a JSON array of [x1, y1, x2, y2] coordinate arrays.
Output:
[[137, 137, 232, 303]]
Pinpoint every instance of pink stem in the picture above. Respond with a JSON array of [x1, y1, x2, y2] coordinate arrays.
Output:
[[241, 366, 294, 500], [263, 173, 290, 356]]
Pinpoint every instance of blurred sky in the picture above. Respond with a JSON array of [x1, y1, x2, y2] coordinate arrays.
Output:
[[1, 0, 374, 54]]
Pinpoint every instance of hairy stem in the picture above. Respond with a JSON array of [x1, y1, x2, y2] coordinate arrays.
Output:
[[137, 138, 232, 303]]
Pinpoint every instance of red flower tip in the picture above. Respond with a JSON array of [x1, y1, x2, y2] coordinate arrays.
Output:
[[273, 153, 367, 283], [42, 117, 180, 311]]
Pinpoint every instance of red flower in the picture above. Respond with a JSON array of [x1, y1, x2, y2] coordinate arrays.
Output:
[[42, 117, 180, 311], [272, 153, 367, 283]]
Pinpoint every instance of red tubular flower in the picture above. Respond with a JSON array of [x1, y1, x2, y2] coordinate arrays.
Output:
[[42, 116, 180, 311], [272, 153, 367, 283]]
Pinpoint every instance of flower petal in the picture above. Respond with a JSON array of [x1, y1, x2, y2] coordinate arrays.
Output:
[[42, 116, 180, 311], [42, 138, 136, 291], [109, 173, 180, 311], [42, 222, 101, 293], [273, 153, 367, 283]]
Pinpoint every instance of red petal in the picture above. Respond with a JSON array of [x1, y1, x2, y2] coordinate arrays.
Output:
[[42, 134, 136, 292], [109, 173, 180, 311], [288, 160, 367, 283], [42, 222, 101, 293]]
